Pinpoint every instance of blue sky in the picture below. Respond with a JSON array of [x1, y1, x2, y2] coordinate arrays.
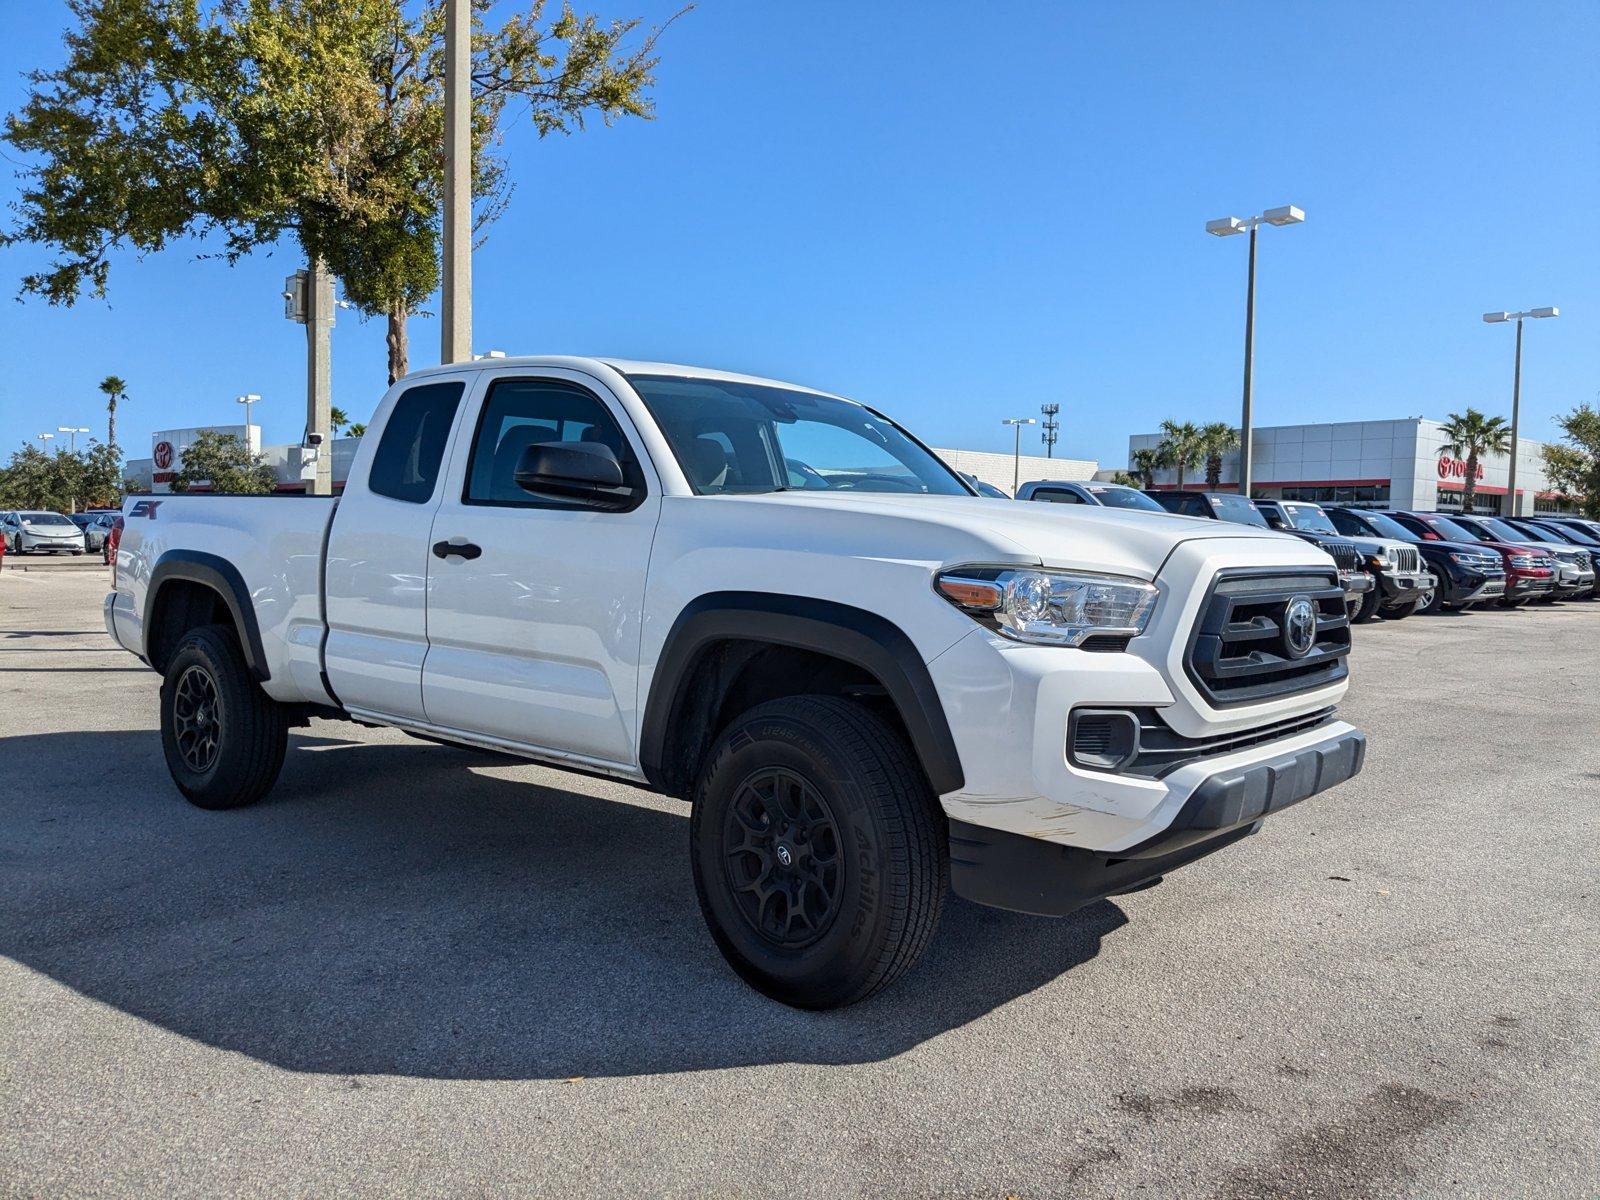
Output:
[[1, 2, 1596, 469]]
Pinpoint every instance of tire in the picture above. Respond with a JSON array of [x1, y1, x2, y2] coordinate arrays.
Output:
[[1352, 589, 1383, 624], [1383, 598, 1420, 621], [159, 624, 288, 810], [1419, 578, 1446, 615], [690, 695, 947, 1009]]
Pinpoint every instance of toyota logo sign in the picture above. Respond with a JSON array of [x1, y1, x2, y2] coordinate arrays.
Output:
[[153, 440, 174, 470], [1282, 595, 1317, 660]]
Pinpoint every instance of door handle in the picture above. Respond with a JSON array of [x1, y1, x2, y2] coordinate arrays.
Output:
[[432, 539, 483, 561]]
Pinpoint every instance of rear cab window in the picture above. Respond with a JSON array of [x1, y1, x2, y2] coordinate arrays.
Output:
[[368, 380, 467, 503]]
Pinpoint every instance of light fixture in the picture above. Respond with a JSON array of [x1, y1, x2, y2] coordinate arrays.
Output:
[[1205, 216, 1245, 237], [1262, 205, 1305, 226]]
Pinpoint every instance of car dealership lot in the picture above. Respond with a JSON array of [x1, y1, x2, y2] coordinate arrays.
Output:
[[2, 569, 1596, 1198]]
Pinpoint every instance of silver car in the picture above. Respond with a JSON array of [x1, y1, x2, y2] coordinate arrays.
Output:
[[1, 510, 88, 555]]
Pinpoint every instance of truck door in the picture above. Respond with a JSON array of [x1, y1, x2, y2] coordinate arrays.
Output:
[[420, 369, 661, 766], [324, 375, 471, 720]]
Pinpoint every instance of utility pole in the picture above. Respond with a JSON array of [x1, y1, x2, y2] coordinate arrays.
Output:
[[1040, 403, 1060, 458], [1001, 417, 1036, 496], [441, 0, 472, 365], [1483, 306, 1558, 517], [284, 265, 335, 495], [1205, 205, 1305, 499], [58, 426, 90, 453]]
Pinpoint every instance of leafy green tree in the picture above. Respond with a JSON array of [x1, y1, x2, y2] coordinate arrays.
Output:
[[1157, 419, 1203, 489], [330, 407, 351, 436], [1542, 403, 1600, 518], [169, 431, 278, 494], [1197, 421, 1240, 489], [1129, 447, 1162, 490], [346, 423, 368, 439], [5, 0, 683, 384], [1437, 407, 1511, 512], [97, 375, 129, 450], [0, 441, 123, 511]]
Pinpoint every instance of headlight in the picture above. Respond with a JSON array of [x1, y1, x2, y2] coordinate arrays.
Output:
[[1449, 552, 1482, 565], [1366, 553, 1390, 570], [935, 566, 1158, 646]]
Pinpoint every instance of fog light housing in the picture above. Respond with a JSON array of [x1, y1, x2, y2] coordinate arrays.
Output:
[[1068, 709, 1140, 772]]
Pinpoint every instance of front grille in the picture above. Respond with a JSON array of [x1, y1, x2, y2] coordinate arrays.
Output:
[[1186, 568, 1351, 706], [1393, 547, 1420, 573], [1327, 541, 1361, 572], [1120, 706, 1340, 779]]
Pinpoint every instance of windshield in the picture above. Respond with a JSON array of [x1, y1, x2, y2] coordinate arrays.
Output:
[[1507, 522, 1562, 543], [1418, 515, 1477, 541], [1087, 485, 1165, 512], [1469, 516, 1532, 543], [22, 512, 75, 527], [1210, 494, 1269, 528], [1284, 503, 1339, 534], [628, 375, 970, 497], [1357, 512, 1416, 541]]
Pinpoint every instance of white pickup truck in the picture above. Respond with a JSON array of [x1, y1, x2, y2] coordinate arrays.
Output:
[[106, 357, 1365, 1008]]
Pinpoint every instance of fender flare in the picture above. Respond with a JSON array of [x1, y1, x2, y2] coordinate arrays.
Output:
[[146, 549, 271, 681], [639, 592, 963, 797]]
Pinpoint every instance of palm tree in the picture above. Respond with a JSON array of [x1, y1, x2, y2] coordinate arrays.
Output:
[[1198, 422, 1241, 489], [329, 406, 350, 436], [1130, 447, 1163, 490], [98, 375, 128, 449], [1438, 408, 1511, 512], [1157, 419, 1203, 488], [346, 423, 367, 438]]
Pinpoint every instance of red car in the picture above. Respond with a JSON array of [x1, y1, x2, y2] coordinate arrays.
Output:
[[1381, 511, 1555, 607]]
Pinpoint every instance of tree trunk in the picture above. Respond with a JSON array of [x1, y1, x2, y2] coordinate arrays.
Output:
[[108, 402, 116, 451], [1206, 454, 1221, 488], [386, 303, 409, 385], [1175, 460, 1186, 488], [1463, 452, 1477, 511]]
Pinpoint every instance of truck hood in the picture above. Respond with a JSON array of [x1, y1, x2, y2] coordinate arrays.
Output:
[[706, 491, 1317, 579]]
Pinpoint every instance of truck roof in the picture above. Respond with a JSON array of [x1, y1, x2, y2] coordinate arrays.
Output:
[[398, 355, 844, 401]]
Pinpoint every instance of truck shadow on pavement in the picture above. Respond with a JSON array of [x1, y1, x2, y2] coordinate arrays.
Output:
[[2, 730, 1124, 1081]]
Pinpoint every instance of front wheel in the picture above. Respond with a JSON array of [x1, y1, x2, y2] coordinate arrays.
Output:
[[690, 696, 947, 1009], [1383, 598, 1420, 621], [160, 624, 289, 810], [1352, 589, 1383, 624]]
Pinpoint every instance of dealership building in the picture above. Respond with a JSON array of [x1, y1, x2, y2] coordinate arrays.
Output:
[[1129, 417, 1569, 515]]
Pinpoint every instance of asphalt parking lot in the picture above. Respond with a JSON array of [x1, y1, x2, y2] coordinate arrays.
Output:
[[2, 565, 1596, 1198]]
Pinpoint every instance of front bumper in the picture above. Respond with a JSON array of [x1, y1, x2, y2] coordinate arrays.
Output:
[[1377, 568, 1433, 604], [20, 534, 85, 552], [1339, 569, 1373, 602], [950, 727, 1367, 916], [1507, 573, 1555, 599]]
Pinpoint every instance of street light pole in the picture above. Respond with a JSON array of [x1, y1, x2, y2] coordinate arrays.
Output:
[[57, 426, 90, 452], [235, 393, 261, 438], [1205, 205, 1304, 499], [441, 0, 472, 365], [1002, 417, 1036, 495], [1483, 306, 1558, 517]]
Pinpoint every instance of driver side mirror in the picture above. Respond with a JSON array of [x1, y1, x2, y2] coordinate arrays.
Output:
[[514, 441, 638, 509]]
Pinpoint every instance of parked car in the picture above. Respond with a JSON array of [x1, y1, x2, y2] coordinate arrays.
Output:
[[1258, 500, 1434, 622], [957, 472, 1011, 499], [1324, 507, 1505, 613], [1149, 490, 1374, 618], [0, 510, 87, 554], [1382, 511, 1555, 607], [1447, 513, 1594, 601], [105, 356, 1366, 1009], [1498, 517, 1600, 599], [102, 512, 125, 567], [1018, 479, 1168, 512], [70, 511, 118, 554], [1529, 514, 1600, 544]]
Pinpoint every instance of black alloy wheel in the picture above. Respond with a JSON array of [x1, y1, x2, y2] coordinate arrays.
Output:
[[171, 664, 223, 773], [722, 767, 845, 949]]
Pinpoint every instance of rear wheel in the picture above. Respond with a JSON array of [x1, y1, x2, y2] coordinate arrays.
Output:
[[690, 696, 947, 1009], [160, 624, 288, 810]]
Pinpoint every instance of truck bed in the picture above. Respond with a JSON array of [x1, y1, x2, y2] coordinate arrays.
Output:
[[106, 495, 339, 706]]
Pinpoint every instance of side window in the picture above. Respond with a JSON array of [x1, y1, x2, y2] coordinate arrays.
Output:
[[1034, 488, 1084, 504], [465, 378, 640, 507], [368, 380, 466, 504]]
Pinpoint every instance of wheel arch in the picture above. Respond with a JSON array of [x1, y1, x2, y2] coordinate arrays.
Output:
[[639, 592, 964, 800], [145, 550, 270, 681]]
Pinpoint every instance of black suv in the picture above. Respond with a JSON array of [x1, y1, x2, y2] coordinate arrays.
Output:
[[1258, 499, 1434, 622], [1324, 507, 1505, 612], [1148, 490, 1374, 618]]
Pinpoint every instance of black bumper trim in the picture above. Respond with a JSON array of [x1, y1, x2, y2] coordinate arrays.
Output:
[[949, 728, 1366, 917]]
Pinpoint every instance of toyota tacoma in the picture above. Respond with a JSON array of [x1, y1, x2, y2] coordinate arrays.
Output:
[[105, 358, 1366, 1009]]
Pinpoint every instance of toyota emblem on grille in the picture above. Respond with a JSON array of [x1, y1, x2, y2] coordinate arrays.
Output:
[[1283, 595, 1317, 659]]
